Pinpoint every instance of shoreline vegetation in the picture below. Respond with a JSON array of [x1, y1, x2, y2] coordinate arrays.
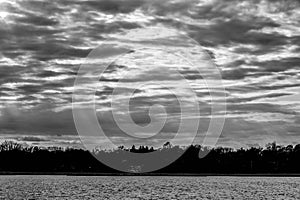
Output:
[[0, 172, 300, 177], [0, 141, 299, 175]]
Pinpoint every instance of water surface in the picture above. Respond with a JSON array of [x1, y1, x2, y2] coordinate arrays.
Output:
[[0, 176, 299, 199]]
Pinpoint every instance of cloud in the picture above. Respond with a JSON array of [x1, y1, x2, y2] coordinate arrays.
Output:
[[15, 13, 59, 26], [17, 136, 49, 142], [0, 0, 299, 148], [0, 106, 77, 135]]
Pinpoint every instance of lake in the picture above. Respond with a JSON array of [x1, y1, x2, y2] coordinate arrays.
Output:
[[0, 176, 299, 199]]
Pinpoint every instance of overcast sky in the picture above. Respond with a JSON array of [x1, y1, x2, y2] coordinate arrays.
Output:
[[0, 0, 299, 149]]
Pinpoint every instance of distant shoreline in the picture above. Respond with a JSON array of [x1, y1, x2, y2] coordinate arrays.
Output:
[[0, 172, 300, 177]]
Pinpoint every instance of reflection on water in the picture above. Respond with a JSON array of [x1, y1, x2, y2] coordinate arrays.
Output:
[[0, 176, 299, 199]]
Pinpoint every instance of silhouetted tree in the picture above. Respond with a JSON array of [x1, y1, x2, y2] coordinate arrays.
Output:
[[0, 141, 299, 174]]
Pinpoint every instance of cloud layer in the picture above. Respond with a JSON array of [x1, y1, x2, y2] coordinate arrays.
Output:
[[0, 0, 299, 148]]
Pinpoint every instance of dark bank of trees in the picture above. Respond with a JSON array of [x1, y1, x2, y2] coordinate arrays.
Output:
[[0, 141, 299, 174]]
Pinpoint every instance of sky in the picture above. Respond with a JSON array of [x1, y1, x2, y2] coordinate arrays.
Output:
[[0, 0, 299, 149]]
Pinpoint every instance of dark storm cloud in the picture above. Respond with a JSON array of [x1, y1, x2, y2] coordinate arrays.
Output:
[[178, 69, 205, 80], [0, 107, 77, 134], [95, 86, 143, 97], [42, 78, 75, 88], [227, 103, 297, 116], [18, 136, 49, 142], [221, 55, 300, 80], [36, 70, 77, 78], [17, 84, 42, 94], [0, 0, 140, 65], [17, 95, 38, 102], [189, 18, 284, 47], [257, 83, 300, 91], [189, 0, 299, 20], [15, 0, 69, 15], [78, 0, 145, 14], [14, 39, 92, 61], [0, 65, 25, 81], [14, 13, 59, 26], [250, 57, 300, 73], [226, 93, 294, 104], [10, 23, 61, 38], [102, 64, 128, 74], [222, 68, 248, 80], [148, 0, 297, 47], [145, 0, 197, 16]]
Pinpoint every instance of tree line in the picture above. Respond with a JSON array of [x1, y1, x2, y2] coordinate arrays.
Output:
[[0, 141, 299, 174]]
